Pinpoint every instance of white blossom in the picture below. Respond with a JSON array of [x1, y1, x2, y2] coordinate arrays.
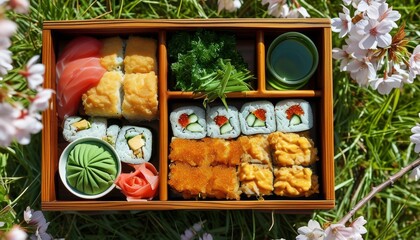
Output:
[[0, 49, 13, 76], [0, 103, 19, 147], [369, 73, 402, 95], [5, 225, 28, 240], [356, 0, 384, 19], [13, 110, 43, 145], [377, 3, 401, 28], [287, 6, 310, 18], [217, 0, 241, 13], [409, 45, 420, 80], [409, 166, 420, 181], [410, 123, 420, 153], [29, 88, 53, 113], [20, 55, 45, 89], [0, 19, 18, 38], [349, 216, 368, 238], [333, 46, 352, 71], [296, 220, 325, 240], [324, 223, 354, 240], [331, 5, 352, 38], [8, 0, 30, 14], [347, 57, 377, 86], [357, 19, 393, 49]]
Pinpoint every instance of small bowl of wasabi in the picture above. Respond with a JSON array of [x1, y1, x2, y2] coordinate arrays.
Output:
[[58, 137, 121, 199], [266, 32, 319, 90]]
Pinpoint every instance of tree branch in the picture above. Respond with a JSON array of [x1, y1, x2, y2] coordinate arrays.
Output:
[[338, 158, 420, 225]]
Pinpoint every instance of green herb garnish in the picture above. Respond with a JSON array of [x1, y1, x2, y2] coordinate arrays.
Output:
[[168, 30, 254, 108]]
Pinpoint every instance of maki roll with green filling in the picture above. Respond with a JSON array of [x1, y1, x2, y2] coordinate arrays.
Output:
[[275, 99, 313, 132], [239, 101, 276, 135], [115, 126, 152, 164], [170, 106, 207, 139], [207, 106, 240, 139], [62, 116, 107, 142]]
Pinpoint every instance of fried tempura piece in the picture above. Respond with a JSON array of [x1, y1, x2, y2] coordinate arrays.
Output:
[[238, 162, 273, 197], [168, 162, 240, 200], [206, 165, 241, 200], [169, 138, 242, 167], [168, 162, 212, 199], [273, 166, 319, 197], [238, 135, 271, 166], [267, 132, 318, 167], [124, 36, 157, 74]]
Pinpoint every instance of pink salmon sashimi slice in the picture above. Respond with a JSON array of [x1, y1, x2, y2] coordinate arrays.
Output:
[[57, 66, 106, 120], [56, 36, 102, 80], [57, 57, 103, 102]]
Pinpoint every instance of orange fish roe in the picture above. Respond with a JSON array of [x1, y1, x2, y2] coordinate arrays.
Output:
[[214, 115, 229, 127], [253, 109, 266, 121], [285, 105, 304, 120], [178, 113, 189, 128]]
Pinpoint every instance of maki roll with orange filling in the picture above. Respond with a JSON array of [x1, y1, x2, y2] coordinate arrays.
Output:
[[239, 101, 276, 135], [206, 106, 240, 139], [115, 126, 152, 164], [275, 99, 313, 132], [170, 106, 207, 139]]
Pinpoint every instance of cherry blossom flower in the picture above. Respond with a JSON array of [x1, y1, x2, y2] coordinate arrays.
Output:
[[5, 225, 28, 240], [410, 121, 420, 153], [347, 58, 377, 86], [263, 0, 288, 18], [0, 49, 13, 75], [0, 19, 18, 38], [377, 3, 401, 28], [0, 103, 19, 147], [296, 219, 325, 240], [20, 55, 45, 90], [357, 18, 393, 49], [29, 88, 53, 113], [13, 110, 43, 145], [332, 46, 352, 71], [287, 6, 310, 18], [409, 166, 420, 181], [324, 223, 354, 240], [0, 37, 11, 50], [8, 0, 30, 14], [369, 73, 402, 95], [349, 216, 367, 238], [217, 0, 241, 13], [199, 233, 213, 240], [331, 5, 352, 38], [356, 0, 384, 19], [409, 45, 420, 79]]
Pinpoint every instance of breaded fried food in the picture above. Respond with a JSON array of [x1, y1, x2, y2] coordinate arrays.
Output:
[[238, 135, 271, 166], [122, 72, 158, 121], [168, 162, 212, 199], [82, 71, 123, 118], [169, 138, 242, 167], [124, 36, 157, 74], [168, 162, 240, 200], [273, 166, 319, 197], [238, 162, 273, 197], [169, 138, 213, 166], [100, 37, 124, 71], [267, 132, 318, 167], [206, 165, 241, 200]]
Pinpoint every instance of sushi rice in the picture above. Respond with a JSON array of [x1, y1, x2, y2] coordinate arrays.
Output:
[[275, 99, 313, 132], [62, 116, 107, 142], [206, 105, 240, 139], [239, 101, 276, 135], [170, 106, 207, 139], [103, 124, 120, 147], [115, 126, 152, 164]]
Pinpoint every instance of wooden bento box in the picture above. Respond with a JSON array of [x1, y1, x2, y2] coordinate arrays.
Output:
[[41, 19, 334, 211]]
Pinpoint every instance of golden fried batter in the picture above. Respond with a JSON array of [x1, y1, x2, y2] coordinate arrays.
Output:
[[238, 162, 273, 197], [273, 166, 319, 197]]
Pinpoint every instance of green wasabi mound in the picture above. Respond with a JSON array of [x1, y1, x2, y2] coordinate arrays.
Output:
[[66, 142, 118, 195]]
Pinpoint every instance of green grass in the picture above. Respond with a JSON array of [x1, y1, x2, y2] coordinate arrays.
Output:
[[1, 0, 419, 239]]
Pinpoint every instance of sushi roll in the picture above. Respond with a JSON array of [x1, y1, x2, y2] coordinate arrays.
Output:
[[275, 99, 313, 132], [102, 125, 120, 147], [124, 36, 157, 74], [115, 126, 153, 164], [82, 71, 124, 118], [239, 101, 276, 135], [206, 106, 240, 139], [170, 106, 206, 139], [122, 72, 158, 121], [100, 37, 124, 71], [62, 116, 107, 142]]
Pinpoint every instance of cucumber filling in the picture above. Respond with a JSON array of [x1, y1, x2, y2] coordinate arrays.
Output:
[[186, 122, 204, 132]]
